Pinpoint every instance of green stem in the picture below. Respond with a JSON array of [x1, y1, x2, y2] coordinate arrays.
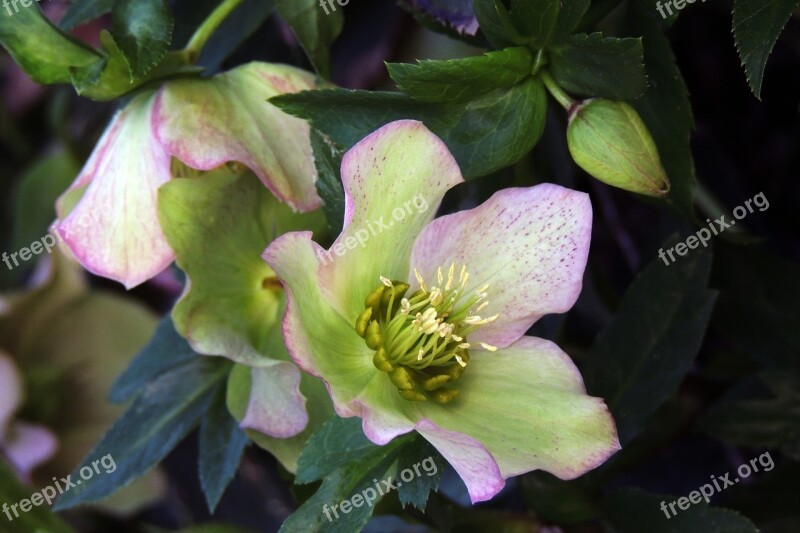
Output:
[[492, 0, 528, 45], [184, 0, 243, 62], [540, 71, 576, 111]]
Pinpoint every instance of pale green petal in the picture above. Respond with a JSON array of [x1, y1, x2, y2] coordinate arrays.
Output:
[[158, 168, 325, 365], [153, 62, 321, 212], [317, 120, 464, 319], [0, 352, 22, 442], [418, 337, 620, 485]]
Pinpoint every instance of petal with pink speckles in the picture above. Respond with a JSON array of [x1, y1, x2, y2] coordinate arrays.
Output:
[[409, 184, 592, 348]]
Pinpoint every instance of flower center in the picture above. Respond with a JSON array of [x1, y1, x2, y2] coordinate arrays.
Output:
[[354, 264, 498, 404]]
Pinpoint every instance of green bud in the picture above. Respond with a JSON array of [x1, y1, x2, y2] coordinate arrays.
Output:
[[389, 367, 415, 390], [567, 99, 670, 197], [418, 374, 451, 391], [365, 285, 385, 315], [431, 388, 460, 404], [398, 389, 428, 402]]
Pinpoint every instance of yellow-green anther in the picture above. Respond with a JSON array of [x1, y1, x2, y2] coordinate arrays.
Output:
[[567, 99, 670, 198], [365, 320, 382, 350], [355, 307, 373, 338], [365, 285, 385, 314], [389, 367, 415, 390], [431, 388, 460, 404], [398, 389, 427, 402], [419, 374, 451, 392], [373, 347, 394, 372]]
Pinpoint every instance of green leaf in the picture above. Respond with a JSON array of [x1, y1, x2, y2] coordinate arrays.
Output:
[[701, 372, 800, 459], [472, 0, 520, 49], [272, 78, 547, 179], [59, 0, 115, 31], [199, 385, 249, 512], [395, 437, 445, 511], [158, 168, 325, 364], [621, 0, 696, 217], [282, 420, 409, 533], [53, 356, 231, 510], [733, 0, 799, 99], [553, 0, 590, 38], [584, 246, 717, 445], [603, 488, 758, 533], [387, 47, 533, 103], [276, 0, 343, 79], [11, 151, 79, 258], [0, 461, 75, 533], [510, 0, 559, 46], [0, 3, 100, 84], [310, 129, 346, 234], [111, 0, 175, 79], [295, 417, 378, 484], [548, 33, 646, 100], [110, 316, 200, 404]]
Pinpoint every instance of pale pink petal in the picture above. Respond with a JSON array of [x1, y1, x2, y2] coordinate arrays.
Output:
[[153, 62, 321, 212], [241, 362, 308, 439], [54, 92, 173, 289], [409, 184, 592, 348], [0, 353, 22, 441], [3, 422, 58, 479]]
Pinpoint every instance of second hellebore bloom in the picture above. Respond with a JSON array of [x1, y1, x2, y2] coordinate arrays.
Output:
[[55, 62, 321, 289], [263, 120, 620, 502]]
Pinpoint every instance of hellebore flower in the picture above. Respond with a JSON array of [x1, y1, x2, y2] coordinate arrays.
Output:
[[567, 99, 670, 197], [0, 254, 164, 511], [157, 165, 333, 471], [263, 120, 621, 502], [55, 62, 321, 289]]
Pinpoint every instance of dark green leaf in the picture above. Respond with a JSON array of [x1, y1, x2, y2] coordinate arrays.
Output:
[[725, 461, 800, 527], [110, 316, 200, 403], [520, 472, 598, 524], [59, 0, 115, 31], [295, 417, 378, 484], [622, 1, 696, 217], [603, 488, 758, 533], [473, 0, 520, 49], [199, 386, 250, 512], [0, 461, 75, 532], [553, 0, 590, 37], [54, 357, 231, 510], [111, 0, 174, 79], [395, 437, 446, 511], [701, 372, 800, 459], [276, 0, 342, 79], [272, 78, 547, 179], [0, 4, 100, 84], [387, 47, 533, 103], [281, 431, 408, 533], [584, 246, 717, 445], [733, 0, 799, 99], [310, 129, 345, 234], [548, 33, 646, 100], [511, 0, 559, 46]]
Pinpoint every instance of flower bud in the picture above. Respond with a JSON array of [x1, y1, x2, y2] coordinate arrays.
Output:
[[567, 99, 670, 197]]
